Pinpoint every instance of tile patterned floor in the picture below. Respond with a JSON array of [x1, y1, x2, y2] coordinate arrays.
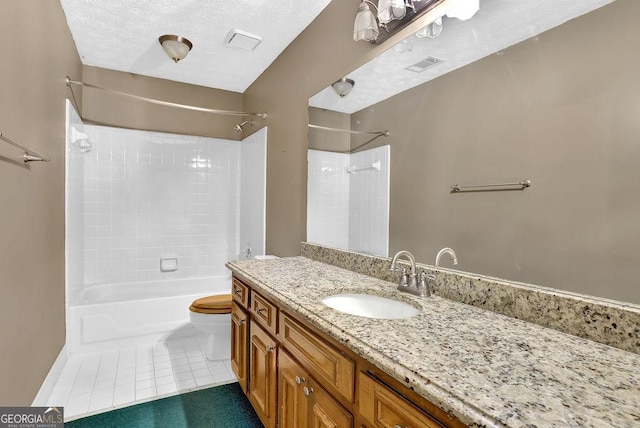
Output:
[[45, 334, 237, 420]]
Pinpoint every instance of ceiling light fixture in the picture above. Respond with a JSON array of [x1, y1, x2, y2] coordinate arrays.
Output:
[[332, 78, 355, 98], [159, 34, 193, 63]]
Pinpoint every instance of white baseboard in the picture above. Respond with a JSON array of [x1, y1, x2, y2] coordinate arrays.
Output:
[[32, 345, 68, 407]]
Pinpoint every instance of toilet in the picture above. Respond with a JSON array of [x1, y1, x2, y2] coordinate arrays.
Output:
[[189, 294, 232, 361]]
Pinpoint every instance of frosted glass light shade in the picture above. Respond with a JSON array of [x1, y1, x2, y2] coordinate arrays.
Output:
[[332, 78, 355, 97], [159, 35, 193, 63], [353, 2, 379, 42], [390, 0, 407, 19]]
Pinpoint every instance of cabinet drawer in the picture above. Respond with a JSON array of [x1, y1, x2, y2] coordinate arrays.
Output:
[[280, 313, 355, 403], [232, 278, 249, 309], [358, 372, 443, 428], [250, 291, 278, 335]]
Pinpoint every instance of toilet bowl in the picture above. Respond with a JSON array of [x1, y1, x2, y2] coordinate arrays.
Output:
[[189, 294, 232, 361]]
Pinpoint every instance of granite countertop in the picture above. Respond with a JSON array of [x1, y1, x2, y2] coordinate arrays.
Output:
[[226, 256, 640, 428]]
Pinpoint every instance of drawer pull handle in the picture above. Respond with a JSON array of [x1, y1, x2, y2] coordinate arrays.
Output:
[[303, 386, 314, 397], [266, 345, 275, 353], [234, 289, 242, 296], [393, 425, 408, 428], [295, 376, 306, 386], [239, 319, 246, 325], [257, 307, 267, 314]]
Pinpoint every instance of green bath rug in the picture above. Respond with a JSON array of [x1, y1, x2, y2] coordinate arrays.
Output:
[[64, 382, 262, 428]]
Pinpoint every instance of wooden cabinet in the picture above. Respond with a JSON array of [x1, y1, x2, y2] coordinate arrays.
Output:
[[280, 312, 355, 403], [249, 321, 278, 428], [232, 277, 249, 308], [231, 275, 463, 428], [278, 349, 309, 428], [358, 372, 444, 428], [279, 349, 352, 428], [250, 291, 278, 335], [230, 301, 248, 393], [307, 376, 353, 428]]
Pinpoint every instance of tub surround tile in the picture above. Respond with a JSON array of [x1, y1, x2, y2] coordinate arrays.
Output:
[[227, 256, 640, 428], [301, 242, 640, 355]]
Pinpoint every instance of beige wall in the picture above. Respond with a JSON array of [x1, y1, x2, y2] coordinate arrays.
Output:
[[348, 0, 640, 303], [81, 66, 244, 140], [308, 107, 351, 152], [244, 0, 442, 256], [0, 1, 82, 405]]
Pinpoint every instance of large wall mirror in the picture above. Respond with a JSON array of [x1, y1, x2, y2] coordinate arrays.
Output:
[[307, 0, 640, 304]]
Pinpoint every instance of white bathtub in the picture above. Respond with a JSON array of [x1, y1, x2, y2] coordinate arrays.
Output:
[[67, 276, 231, 353]]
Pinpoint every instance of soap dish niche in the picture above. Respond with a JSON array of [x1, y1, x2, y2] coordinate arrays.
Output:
[[160, 257, 178, 272]]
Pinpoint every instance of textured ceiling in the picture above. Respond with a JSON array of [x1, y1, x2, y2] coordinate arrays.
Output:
[[59, 0, 332, 93], [309, 0, 612, 114]]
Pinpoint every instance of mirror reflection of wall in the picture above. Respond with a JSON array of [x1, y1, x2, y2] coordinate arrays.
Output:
[[308, 107, 391, 256], [307, 143, 390, 256], [308, 0, 640, 304]]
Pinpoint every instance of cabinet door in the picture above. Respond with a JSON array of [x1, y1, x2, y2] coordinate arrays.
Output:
[[278, 350, 309, 428], [306, 377, 353, 428], [249, 321, 278, 428], [230, 301, 248, 393], [358, 373, 443, 428]]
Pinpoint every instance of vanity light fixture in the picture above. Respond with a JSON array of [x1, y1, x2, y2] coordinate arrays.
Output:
[[415, 16, 444, 38], [159, 34, 193, 63], [353, 0, 380, 42], [331, 78, 355, 98], [354, 0, 445, 45]]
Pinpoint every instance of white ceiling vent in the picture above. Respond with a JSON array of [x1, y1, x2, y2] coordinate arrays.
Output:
[[406, 57, 443, 73], [225, 29, 263, 51]]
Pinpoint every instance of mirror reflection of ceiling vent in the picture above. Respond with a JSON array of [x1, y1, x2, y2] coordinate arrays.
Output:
[[224, 29, 262, 51], [406, 56, 443, 73]]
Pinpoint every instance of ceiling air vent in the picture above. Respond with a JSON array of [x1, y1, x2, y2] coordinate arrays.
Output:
[[405, 56, 443, 73], [224, 29, 262, 51]]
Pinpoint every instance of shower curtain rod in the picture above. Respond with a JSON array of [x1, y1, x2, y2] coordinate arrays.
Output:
[[308, 123, 389, 137], [66, 77, 267, 119]]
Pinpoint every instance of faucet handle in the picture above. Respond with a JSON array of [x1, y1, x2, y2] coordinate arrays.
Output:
[[398, 267, 409, 287], [417, 271, 436, 297], [420, 271, 436, 281]]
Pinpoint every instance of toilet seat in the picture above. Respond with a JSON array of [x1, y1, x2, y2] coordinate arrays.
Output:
[[189, 294, 232, 314]]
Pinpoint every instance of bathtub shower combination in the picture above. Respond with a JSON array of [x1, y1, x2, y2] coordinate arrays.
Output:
[[65, 100, 267, 354], [67, 277, 230, 352]]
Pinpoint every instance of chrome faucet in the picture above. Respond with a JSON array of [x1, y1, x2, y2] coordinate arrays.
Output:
[[435, 247, 458, 267], [390, 250, 416, 286], [390, 250, 433, 297]]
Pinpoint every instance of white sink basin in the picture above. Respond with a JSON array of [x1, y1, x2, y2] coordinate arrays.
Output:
[[321, 293, 420, 319]]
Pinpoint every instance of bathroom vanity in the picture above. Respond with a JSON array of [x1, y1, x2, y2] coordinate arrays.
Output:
[[229, 274, 459, 428], [226, 249, 640, 427]]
